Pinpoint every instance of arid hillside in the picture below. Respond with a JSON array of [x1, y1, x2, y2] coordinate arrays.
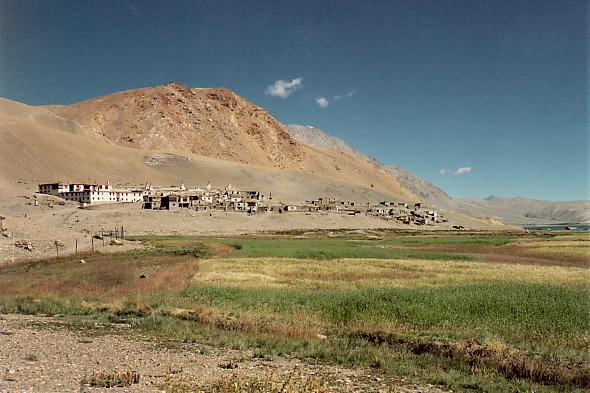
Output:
[[45, 83, 303, 169], [35, 83, 414, 202], [285, 124, 382, 168], [0, 93, 415, 204]]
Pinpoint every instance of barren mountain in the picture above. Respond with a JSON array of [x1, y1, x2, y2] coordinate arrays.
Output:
[[456, 197, 590, 225], [284, 125, 455, 208], [523, 201, 590, 224], [45, 83, 304, 169], [385, 169, 589, 225], [37, 83, 415, 202], [0, 87, 418, 204], [285, 124, 382, 168]]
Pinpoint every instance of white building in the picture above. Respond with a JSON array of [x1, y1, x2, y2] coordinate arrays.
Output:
[[38, 182, 143, 205]]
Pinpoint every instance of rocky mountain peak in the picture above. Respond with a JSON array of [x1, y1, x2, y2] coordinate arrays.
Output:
[[45, 83, 303, 169]]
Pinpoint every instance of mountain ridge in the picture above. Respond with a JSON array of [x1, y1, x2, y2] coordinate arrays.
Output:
[[44, 82, 304, 169], [1, 83, 417, 204], [284, 121, 588, 225], [285, 124, 382, 168]]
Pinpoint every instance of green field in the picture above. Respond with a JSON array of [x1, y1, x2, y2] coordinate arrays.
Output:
[[1, 230, 588, 392]]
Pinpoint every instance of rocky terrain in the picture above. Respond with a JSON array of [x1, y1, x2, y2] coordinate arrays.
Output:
[[45, 83, 304, 169], [0, 314, 451, 392], [285, 124, 382, 168]]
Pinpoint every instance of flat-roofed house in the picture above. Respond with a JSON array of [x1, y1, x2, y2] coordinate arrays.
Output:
[[161, 194, 191, 210], [143, 194, 163, 209], [38, 181, 142, 206], [38, 183, 69, 195]]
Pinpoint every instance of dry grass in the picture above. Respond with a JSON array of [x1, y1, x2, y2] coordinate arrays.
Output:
[[522, 241, 590, 248], [532, 246, 590, 257], [81, 370, 140, 388], [351, 327, 590, 388], [193, 257, 589, 290], [0, 252, 200, 306], [130, 259, 200, 292], [163, 372, 333, 393], [389, 243, 589, 267], [207, 242, 237, 257], [509, 234, 590, 262], [163, 306, 321, 339]]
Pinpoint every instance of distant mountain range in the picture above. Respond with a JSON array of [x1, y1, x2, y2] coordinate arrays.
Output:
[[285, 124, 589, 225], [453, 197, 590, 225]]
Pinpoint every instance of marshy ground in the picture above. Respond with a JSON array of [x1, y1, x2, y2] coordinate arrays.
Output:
[[0, 229, 588, 392]]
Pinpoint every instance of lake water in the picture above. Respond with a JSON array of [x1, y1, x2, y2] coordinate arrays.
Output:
[[523, 224, 590, 230]]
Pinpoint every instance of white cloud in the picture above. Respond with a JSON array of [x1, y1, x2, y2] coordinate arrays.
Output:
[[455, 166, 472, 175], [440, 167, 472, 175], [316, 96, 329, 108], [333, 91, 354, 100], [314, 91, 354, 109], [265, 78, 303, 98]]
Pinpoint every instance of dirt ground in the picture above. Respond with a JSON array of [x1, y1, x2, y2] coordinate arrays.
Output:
[[0, 314, 449, 393]]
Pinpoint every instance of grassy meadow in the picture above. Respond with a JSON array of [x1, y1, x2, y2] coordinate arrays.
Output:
[[0, 229, 588, 392]]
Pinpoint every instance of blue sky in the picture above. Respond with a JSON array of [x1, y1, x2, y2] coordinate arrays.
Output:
[[1, 0, 587, 200]]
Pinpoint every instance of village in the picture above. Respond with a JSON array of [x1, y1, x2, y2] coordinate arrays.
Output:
[[37, 181, 446, 226]]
